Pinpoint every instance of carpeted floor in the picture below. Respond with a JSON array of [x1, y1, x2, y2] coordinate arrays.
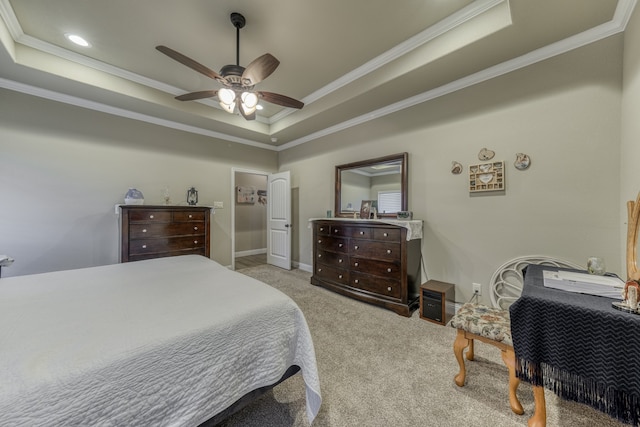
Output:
[[218, 265, 625, 427]]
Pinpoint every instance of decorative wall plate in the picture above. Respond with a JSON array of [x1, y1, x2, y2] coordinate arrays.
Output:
[[451, 161, 462, 174], [478, 148, 495, 161], [514, 153, 531, 170]]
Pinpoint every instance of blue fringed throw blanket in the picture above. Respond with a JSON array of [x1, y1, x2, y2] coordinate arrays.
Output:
[[510, 265, 640, 426]]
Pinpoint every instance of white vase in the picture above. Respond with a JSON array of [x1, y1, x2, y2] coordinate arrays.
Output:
[[124, 188, 144, 205]]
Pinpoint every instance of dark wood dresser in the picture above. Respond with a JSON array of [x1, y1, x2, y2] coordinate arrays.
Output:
[[119, 205, 211, 262], [310, 219, 422, 316]]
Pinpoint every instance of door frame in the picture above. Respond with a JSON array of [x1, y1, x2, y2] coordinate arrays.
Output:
[[231, 167, 269, 270]]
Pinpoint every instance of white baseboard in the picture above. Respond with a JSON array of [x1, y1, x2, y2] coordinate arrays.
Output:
[[295, 262, 312, 273], [235, 248, 267, 257]]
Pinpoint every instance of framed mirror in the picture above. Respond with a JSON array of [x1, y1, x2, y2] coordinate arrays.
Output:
[[335, 153, 408, 218], [627, 191, 640, 280]]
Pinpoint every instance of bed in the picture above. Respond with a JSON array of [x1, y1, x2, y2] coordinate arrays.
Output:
[[0, 255, 321, 426]]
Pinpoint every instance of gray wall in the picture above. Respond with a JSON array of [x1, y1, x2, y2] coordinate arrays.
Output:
[[0, 88, 277, 275], [280, 35, 624, 305]]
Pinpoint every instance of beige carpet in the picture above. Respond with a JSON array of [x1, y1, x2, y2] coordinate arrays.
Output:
[[219, 265, 624, 427]]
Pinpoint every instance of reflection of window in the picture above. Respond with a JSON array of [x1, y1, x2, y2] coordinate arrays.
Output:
[[378, 191, 402, 214]]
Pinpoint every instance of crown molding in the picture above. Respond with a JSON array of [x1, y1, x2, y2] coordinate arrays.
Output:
[[0, 76, 277, 151], [0, 0, 636, 152], [277, 0, 637, 151]]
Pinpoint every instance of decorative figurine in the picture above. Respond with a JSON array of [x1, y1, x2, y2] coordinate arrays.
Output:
[[613, 279, 640, 314]]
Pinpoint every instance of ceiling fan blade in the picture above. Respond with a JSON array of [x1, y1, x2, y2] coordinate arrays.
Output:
[[156, 45, 225, 82], [257, 91, 304, 109], [175, 90, 218, 101], [236, 98, 256, 121], [242, 54, 280, 86]]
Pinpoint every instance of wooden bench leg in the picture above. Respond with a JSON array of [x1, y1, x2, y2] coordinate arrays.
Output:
[[501, 347, 524, 415], [453, 329, 470, 387], [467, 336, 474, 361], [528, 385, 546, 427]]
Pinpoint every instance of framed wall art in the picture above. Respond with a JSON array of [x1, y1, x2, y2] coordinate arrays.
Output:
[[236, 186, 256, 204], [469, 161, 505, 193]]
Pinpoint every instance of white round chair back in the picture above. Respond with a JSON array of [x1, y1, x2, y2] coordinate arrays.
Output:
[[489, 255, 582, 309]]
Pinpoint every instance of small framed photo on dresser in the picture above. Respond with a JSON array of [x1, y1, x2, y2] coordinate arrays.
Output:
[[360, 200, 373, 219]]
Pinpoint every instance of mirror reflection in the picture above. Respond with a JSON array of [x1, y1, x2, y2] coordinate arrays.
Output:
[[335, 153, 408, 218]]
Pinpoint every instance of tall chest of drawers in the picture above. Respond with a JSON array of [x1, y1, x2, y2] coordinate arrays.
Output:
[[310, 220, 422, 317], [119, 205, 211, 262]]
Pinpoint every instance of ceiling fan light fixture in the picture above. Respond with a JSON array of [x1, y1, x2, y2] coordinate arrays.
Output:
[[218, 88, 236, 106], [241, 92, 258, 109]]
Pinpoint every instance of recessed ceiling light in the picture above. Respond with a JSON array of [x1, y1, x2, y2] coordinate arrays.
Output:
[[65, 33, 90, 47], [256, 104, 264, 110]]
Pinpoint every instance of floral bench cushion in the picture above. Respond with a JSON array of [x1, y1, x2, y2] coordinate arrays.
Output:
[[450, 303, 512, 346]]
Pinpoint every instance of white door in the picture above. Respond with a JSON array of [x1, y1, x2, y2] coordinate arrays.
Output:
[[267, 171, 291, 270]]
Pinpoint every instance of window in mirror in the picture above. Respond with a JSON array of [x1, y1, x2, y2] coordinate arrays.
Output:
[[335, 153, 408, 218]]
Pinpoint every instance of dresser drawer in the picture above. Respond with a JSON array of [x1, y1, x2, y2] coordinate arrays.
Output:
[[350, 239, 401, 260], [316, 235, 348, 253], [315, 223, 331, 236], [373, 228, 401, 241], [128, 210, 172, 222], [315, 263, 349, 285], [173, 211, 206, 222], [331, 225, 371, 239], [350, 272, 401, 299], [351, 257, 401, 279], [128, 235, 206, 256], [316, 249, 349, 267], [129, 222, 204, 238]]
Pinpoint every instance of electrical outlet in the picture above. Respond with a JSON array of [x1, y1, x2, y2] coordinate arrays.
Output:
[[213, 201, 224, 209], [473, 282, 482, 295]]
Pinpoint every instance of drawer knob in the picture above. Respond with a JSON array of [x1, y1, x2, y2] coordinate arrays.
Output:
[[149, 215, 154, 219], [334, 230, 338, 233], [194, 240, 198, 244], [339, 243, 343, 248], [387, 286, 392, 291], [354, 279, 359, 284], [142, 245, 147, 249], [142, 229, 147, 233], [318, 254, 322, 258], [338, 274, 343, 279], [320, 227, 325, 231], [384, 232, 388, 237], [354, 262, 359, 267], [194, 226, 198, 230], [359, 231, 364, 235], [318, 268, 322, 272], [387, 268, 392, 273], [339, 259, 343, 263], [354, 245, 359, 250], [318, 239, 322, 244], [188, 214, 193, 218], [387, 249, 392, 254]]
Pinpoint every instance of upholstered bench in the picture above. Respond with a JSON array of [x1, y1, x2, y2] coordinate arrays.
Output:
[[450, 303, 523, 415]]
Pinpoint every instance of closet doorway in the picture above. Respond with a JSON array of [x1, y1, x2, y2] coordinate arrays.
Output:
[[232, 169, 268, 270]]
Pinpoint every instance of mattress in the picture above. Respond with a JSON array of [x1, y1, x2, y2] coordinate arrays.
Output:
[[0, 255, 321, 426]]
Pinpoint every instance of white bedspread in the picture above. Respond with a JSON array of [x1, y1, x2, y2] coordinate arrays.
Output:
[[0, 255, 321, 426]]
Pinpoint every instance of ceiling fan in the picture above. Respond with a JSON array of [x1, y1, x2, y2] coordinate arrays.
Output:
[[156, 12, 304, 121]]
